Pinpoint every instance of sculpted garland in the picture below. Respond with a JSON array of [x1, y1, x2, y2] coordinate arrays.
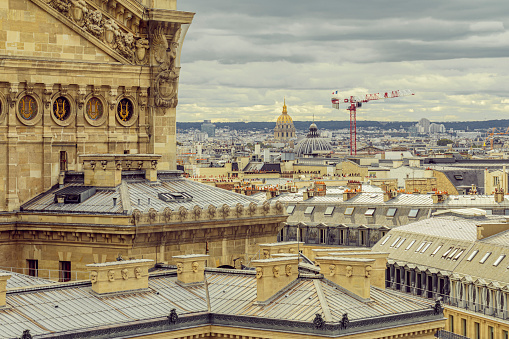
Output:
[[48, 0, 149, 64]]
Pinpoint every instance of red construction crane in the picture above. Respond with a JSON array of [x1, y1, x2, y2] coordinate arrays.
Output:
[[331, 89, 414, 155]]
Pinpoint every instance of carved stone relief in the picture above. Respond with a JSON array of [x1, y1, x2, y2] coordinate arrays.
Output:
[[152, 24, 181, 108], [47, 0, 148, 65]]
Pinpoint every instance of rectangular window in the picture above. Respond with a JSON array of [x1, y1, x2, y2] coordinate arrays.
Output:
[[60, 151, 68, 172], [391, 236, 401, 247], [467, 249, 479, 261], [395, 238, 406, 249], [380, 235, 391, 245], [304, 206, 315, 214], [494, 254, 506, 266], [494, 177, 500, 186], [475, 322, 480, 339], [27, 259, 38, 277], [386, 207, 397, 217], [503, 330, 508, 339], [421, 242, 432, 253], [286, 205, 296, 214], [405, 240, 416, 250], [454, 174, 463, 180], [365, 208, 376, 216], [59, 261, 71, 282], [320, 229, 326, 244], [479, 252, 492, 264], [408, 209, 419, 218], [324, 206, 335, 215], [505, 210, 509, 216], [489, 326, 494, 339], [344, 207, 354, 215], [461, 318, 467, 336], [449, 315, 454, 332], [431, 245, 442, 256], [415, 241, 426, 252]]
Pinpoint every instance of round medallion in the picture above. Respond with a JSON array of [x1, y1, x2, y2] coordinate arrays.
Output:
[[53, 96, 71, 121], [117, 98, 133, 122], [86, 97, 103, 121], [18, 95, 38, 120]]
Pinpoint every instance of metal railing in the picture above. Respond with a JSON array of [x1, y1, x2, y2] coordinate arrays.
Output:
[[0, 266, 88, 282], [386, 280, 508, 320], [435, 329, 470, 339]]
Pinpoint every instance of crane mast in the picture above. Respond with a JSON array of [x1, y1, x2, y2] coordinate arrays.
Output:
[[331, 89, 414, 155]]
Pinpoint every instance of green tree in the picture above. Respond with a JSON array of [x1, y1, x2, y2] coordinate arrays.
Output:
[[437, 138, 453, 146]]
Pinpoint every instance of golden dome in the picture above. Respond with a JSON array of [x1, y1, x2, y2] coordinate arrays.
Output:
[[276, 98, 293, 124]]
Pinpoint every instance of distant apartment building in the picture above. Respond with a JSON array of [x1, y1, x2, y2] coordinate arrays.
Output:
[[201, 119, 216, 137]]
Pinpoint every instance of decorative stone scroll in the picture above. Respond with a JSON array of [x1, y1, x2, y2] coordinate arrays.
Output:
[[152, 24, 181, 108]]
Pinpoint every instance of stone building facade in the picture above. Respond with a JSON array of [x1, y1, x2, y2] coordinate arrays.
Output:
[[0, 0, 194, 211]]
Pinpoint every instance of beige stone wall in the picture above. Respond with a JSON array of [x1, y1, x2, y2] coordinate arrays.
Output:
[[433, 170, 459, 195], [444, 305, 509, 339], [0, 0, 193, 210]]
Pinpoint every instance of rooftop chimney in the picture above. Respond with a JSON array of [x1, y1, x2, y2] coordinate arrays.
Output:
[[86, 259, 153, 294], [80, 154, 162, 187], [258, 241, 304, 258], [383, 190, 397, 202], [173, 254, 209, 285], [252, 256, 298, 303], [495, 188, 504, 203], [315, 256, 375, 299], [328, 252, 389, 289], [0, 273, 11, 307]]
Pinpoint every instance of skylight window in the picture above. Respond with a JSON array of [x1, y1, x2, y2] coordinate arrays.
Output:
[[479, 252, 492, 264], [421, 242, 432, 253], [324, 206, 335, 216], [447, 248, 459, 259], [391, 236, 402, 247], [405, 240, 416, 250], [380, 235, 391, 245], [442, 247, 453, 258], [408, 209, 419, 218], [365, 208, 376, 216], [431, 245, 442, 256], [452, 249, 465, 261], [344, 207, 354, 215], [304, 206, 315, 214], [466, 250, 479, 261], [454, 174, 463, 180], [415, 242, 426, 252], [493, 254, 506, 267], [395, 238, 406, 249], [386, 208, 397, 217], [286, 205, 296, 214]]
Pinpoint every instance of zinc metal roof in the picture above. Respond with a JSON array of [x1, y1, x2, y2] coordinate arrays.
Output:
[[1, 269, 435, 338], [1, 270, 55, 289], [21, 178, 262, 214]]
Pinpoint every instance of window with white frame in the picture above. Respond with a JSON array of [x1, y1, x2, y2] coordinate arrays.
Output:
[[286, 205, 295, 214], [365, 208, 376, 216], [386, 208, 397, 217], [466, 250, 479, 261], [405, 240, 416, 250], [304, 206, 315, 214], [344, 207, 354, 216]]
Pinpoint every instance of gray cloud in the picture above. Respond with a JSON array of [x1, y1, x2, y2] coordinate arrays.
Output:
[[176, 0, 509, 122]]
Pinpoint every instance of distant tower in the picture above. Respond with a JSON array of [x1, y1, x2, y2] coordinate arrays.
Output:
[[274, 98, 296, 141]]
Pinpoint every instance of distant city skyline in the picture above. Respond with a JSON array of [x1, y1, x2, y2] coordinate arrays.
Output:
[[176, 0, 509, 123]]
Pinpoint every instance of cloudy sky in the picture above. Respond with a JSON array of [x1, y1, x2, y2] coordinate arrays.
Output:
[[175, 1, 509, 123]]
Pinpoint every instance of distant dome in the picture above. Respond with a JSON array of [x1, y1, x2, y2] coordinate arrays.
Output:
[[274, 98, 296, 141], [294, 122, 333, 156]]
